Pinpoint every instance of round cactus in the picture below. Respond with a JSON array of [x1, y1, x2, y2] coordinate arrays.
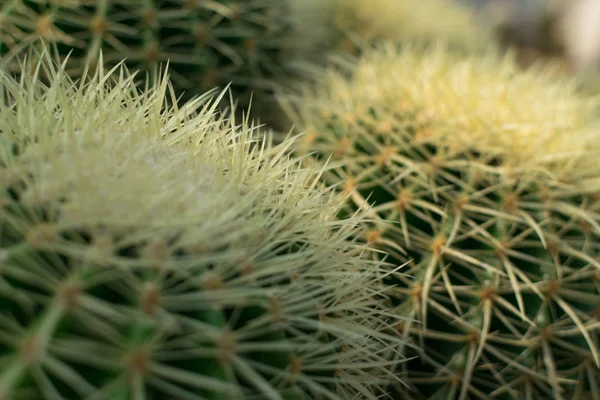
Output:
[[277, 42, 600, 399], [0, 50, 408, 400], [0, 0, 295, 119]]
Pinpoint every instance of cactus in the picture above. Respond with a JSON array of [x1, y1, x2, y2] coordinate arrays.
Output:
[[287, 0, 494, 66], [277, 42, 600, 399], [0, 0, 295, 119], [0, 50, 409, 400]]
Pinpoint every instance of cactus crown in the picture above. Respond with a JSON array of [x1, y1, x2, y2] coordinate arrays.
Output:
[[0, 49, 408, 400], [282, 42, 600, 179]]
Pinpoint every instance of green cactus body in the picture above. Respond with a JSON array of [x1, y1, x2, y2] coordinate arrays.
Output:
[[0, 52, 408, 399], [278, 42, 600, 399], [0, 0, 293, 113]]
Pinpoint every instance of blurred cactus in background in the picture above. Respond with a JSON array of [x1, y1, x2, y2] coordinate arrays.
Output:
[[288, 0, 496, 66], [0, 0, 298, 124]]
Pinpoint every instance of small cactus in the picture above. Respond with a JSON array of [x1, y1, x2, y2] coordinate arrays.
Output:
[[0, 49, 408, 400]]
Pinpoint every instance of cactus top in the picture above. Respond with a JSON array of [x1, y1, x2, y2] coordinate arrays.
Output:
[[285, 42, 600, 180]]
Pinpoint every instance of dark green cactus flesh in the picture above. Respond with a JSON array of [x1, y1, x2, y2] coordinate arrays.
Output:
[[0, 53, 407, 400], [0, 0, 293, 109], [280, 43, 600, 400]]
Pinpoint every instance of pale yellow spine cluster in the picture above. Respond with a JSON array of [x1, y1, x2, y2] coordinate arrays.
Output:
[[285, 42, 600, 179]]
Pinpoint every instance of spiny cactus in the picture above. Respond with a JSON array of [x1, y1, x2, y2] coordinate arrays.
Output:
[[0, 0, 294, 118], [0, 50, 409, 400], [278, 42, 600, 399]]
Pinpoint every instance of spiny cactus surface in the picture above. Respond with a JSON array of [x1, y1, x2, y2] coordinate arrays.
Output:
[[278, 42, 600, 400], [0, 51, 408, 400], [0, 0, 293, 112]]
